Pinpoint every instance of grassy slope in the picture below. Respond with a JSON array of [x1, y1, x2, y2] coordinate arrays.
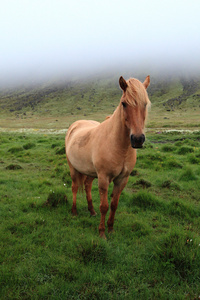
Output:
[[0, 73, 200, 130]]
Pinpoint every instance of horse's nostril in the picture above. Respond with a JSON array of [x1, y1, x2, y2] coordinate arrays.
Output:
[[140, 134, 145, 144]]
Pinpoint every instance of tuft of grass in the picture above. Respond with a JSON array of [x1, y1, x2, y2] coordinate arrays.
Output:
[[142, 141, 153, 149], [155, 229, 200, 280], [130, 169, 139, 176], [23, 142, 36, 150], [163, 157, 182, 169], [176, 146, 194, 155], [133, 179, 152, 188], [161, 145, 175, 152], [8, 146, 24, 153], [5, 164, 23, 170], [131, 221, 150, 237], [51, 143, 60, 148], [44, 189, 68, 207], [55, 147, 66, 155], [188, 153, 200, 164], [161, 180, 172, 188], [129, 191, 163, 211], [77, 238, 109, 265], [161, 180, 181, 190], [168, 199, 199, 219], [179, 166, 198, 181]]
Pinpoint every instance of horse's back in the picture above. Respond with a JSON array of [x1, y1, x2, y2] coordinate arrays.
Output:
[[66, 120, 99, 143]]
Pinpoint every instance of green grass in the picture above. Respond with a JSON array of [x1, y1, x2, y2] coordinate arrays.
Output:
[[0, 131, 200, 299]]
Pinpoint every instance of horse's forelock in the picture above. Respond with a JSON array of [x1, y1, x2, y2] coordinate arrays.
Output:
[[125, 78, 150, 107]]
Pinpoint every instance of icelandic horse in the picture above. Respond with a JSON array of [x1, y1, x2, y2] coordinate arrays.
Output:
[[65, 75, 150, 238]]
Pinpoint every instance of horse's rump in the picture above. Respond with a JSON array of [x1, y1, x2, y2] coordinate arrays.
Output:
[[65, 120, 100, 178]]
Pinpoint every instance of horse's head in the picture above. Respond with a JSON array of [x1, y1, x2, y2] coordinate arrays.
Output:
[[119, 75, 150, 149]]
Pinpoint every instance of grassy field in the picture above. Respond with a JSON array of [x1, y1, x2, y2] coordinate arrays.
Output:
[[1, 130, 200, 299], [0, 74, 200, 298]]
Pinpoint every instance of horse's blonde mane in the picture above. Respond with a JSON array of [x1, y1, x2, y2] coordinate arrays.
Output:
[[124, 78, 150, 107]]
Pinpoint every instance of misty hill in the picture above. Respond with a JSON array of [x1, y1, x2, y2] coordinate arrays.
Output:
[[0, 73, 200, 129]]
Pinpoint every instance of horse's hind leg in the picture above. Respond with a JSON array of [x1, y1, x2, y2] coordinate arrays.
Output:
[[71, 172, 86, 215], [71, 179, 78, 215], [67, 159, 85, 215], [84, 176, 96, 216]]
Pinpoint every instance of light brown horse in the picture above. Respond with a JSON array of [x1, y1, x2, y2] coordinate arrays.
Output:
[[65, 75, 150, 238]]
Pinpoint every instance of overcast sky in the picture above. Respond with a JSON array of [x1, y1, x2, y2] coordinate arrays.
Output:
[[1, 0, 200, 83]]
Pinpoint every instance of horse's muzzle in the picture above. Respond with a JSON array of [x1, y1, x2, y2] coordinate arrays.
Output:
[[130, 134, 145, 148]]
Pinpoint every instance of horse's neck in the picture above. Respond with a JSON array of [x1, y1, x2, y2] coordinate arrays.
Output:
[[108, 105, 130, 148]]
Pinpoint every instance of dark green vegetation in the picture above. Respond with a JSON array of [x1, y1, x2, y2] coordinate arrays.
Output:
[[1, 130, 200, 299], [0, 73, 200, 130]]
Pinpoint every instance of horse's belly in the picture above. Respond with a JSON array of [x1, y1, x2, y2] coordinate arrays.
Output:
[[67, 142, 97, 177], [70, 155, 97, 177]]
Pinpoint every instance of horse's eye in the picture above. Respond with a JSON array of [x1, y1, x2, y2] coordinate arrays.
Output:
[[122, 102, 127, 108]]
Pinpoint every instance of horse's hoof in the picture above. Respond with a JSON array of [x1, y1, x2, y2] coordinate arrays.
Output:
[[72, 209, 78, 216], [90, 210, 97, 217], [108, 227, 114, 234], [99, 232, 107, 240]]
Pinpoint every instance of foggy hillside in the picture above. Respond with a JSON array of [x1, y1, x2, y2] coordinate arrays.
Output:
[[0, 74, 200, 121]]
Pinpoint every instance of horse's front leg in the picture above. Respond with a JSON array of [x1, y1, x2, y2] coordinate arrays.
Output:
[[98, 175, 109, 239], [107, 176, 129, 233]]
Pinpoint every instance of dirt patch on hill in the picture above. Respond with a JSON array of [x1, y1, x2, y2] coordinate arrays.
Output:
[[164, 78, 200, 110]]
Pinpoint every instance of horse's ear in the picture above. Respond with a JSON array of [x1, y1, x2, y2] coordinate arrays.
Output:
[[143, 75, 150, 89], [119, 76, 128, 92]]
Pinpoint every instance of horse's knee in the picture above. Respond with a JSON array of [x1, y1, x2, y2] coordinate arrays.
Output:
[[99, 185, 108, 195], [100, 203, 109, 214]]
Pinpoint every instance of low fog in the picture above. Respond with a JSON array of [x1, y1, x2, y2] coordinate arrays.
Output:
[[1, 0, 200, 86]]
